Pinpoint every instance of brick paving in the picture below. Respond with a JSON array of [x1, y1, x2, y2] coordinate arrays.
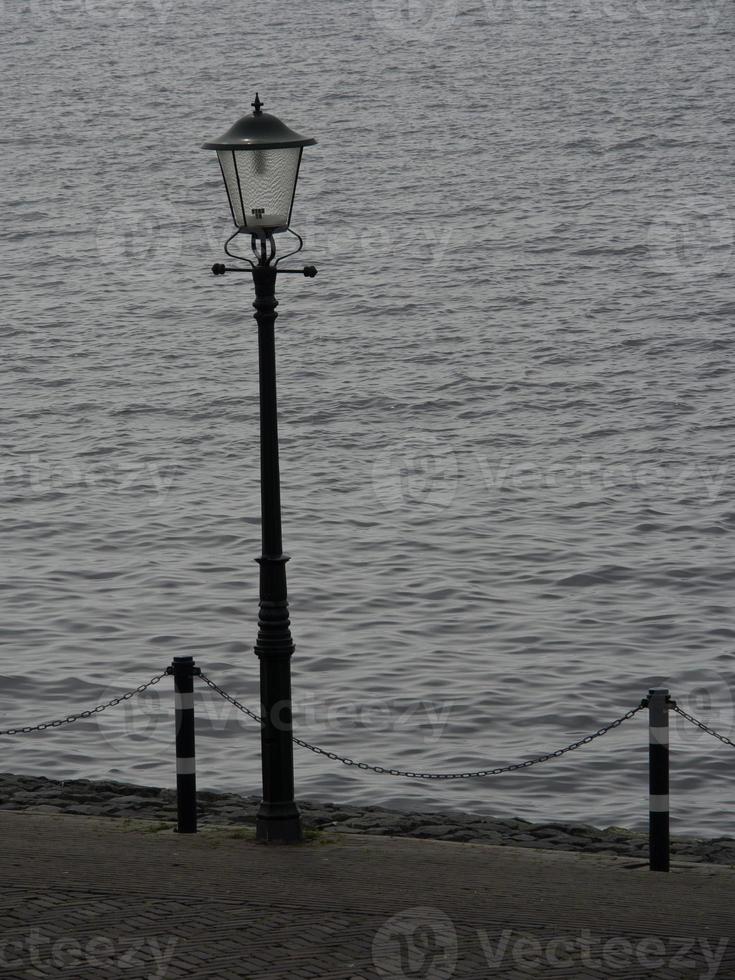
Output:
[[1, 811, 734, 979]]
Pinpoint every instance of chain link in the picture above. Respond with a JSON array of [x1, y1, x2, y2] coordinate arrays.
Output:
[[198, 672, 646, 779], [671, 704, 735, 748], [198, 673, 263, 723], [0, 672, 166, 737]]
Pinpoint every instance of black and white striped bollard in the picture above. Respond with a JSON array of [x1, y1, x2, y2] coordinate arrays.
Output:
[[648, 688, 670, 872], [168, 656, 200, 834]]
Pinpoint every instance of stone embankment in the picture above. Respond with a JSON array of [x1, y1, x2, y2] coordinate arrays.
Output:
[[3, 772, 734, 865]]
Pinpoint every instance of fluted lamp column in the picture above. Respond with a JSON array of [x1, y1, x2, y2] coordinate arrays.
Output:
[[202, 94, 317, 843]]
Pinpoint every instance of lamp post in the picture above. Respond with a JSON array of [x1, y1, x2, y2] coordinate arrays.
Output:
[[202, 94, 317, 843]]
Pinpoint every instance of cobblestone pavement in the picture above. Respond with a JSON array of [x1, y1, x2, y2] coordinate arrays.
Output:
[[1, 812, 734, 979]]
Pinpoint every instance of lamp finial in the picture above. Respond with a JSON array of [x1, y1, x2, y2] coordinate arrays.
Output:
[[252, 92, 264, 115]]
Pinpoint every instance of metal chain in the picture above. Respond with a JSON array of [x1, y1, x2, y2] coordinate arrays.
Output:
[[198, 672, 263, 724], [671, 704, 735, 748], [198, 672, 646, 779], [0, 672, 166, 736]]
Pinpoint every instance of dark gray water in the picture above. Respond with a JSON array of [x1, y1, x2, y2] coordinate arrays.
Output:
[[2, 0, 735, 836]]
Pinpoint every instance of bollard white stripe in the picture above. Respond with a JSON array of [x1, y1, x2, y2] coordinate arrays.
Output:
[[649, 726, 669, 746], [175, 692, 194, 711], [649, 795, 669, 812], [177, 757, 196, 775]]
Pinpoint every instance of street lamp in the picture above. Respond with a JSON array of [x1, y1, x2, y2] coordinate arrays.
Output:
[[202, 94, 317, 843]]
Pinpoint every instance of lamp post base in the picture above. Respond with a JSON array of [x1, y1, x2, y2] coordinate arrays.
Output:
[[256, 801, 303, 843]]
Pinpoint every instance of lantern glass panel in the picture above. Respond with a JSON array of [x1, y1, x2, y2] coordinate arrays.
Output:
[[217, 147, 302, 230]]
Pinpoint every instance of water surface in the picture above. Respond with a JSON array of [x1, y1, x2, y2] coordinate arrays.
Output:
[[1, 0, 734, 836]]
